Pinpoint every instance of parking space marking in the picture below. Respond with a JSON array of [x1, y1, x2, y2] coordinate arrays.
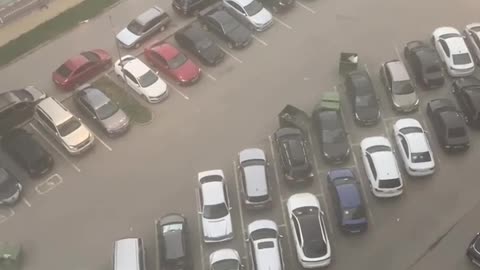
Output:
[[273, 16, 293, 30], [166, 82, 190, 100], [35, 174, 63, 195], [296, 2, 316, 14], [30, 123, 81, 173], [203, 70, 217, 81], [0, 207, 14, 225], [217, 45, 243, 64], [232, 161, 249, 253], [194, 189, 206, 270], [22, 197, 32, 207], [91, 130, 112, 151], [252, 35, 268, 46]]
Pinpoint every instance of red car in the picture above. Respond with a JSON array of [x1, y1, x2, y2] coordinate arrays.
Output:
[[144, 42, 201, 85], [52, 49, 112, 91]]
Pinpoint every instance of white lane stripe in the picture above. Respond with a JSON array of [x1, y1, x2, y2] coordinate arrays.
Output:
[[22, 198, 31, 207], [204, 72, 217, 81], [273, 16, 293, 30], [90, 130, 112, 151], [166, 82, 190, 100], [217, 45, 243, 63], [296, 2, 316, 14], [252, 34, 268, 46]]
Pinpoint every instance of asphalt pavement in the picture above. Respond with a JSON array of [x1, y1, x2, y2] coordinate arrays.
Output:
[[0, 0, 480, 270]]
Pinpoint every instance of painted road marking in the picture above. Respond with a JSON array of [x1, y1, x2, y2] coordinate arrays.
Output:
[[35, 174, 63, 195], [252, 35, 268, 46], [22, 197, 32, 207], [167, 82, 190, 100], [273, 16, 293, 30], [297, 1, 316, 14]]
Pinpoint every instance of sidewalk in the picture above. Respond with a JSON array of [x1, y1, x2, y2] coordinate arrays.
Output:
[[0, 0, 85, 47]]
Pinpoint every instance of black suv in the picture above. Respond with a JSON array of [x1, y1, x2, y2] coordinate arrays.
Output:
[[2, 129, 53, 177], [274, 127, 313, 183], [404, 40, 444, 89], [426, 98, 470, 151], [156, 213, 191, 270], [452, 77, 480, 127], [345, 71, 380, 126], [172, 0, 215, 16], [258, 0, 295, 13]]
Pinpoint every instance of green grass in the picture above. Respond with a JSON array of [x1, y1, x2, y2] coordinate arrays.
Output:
[[92, 76, 152, 124], [0, 0, 120, 67]]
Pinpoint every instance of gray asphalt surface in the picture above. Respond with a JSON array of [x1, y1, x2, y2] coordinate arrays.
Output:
[[0, 0, 480, 270]]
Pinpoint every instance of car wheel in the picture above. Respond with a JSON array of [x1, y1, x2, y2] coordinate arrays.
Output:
[[160, 25, 166, 32]]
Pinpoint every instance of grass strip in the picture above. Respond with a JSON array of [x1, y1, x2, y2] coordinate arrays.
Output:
[[92, 76, 152, 124], [0, 0, 120, 67]]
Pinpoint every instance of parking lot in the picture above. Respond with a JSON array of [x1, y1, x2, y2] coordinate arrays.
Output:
[[1, 0, 480, 269]]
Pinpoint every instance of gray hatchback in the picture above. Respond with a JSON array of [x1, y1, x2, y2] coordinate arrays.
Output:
[[238, 148, 271, 209], [74, 85, 130, 136], [380, 60, 419, 112]]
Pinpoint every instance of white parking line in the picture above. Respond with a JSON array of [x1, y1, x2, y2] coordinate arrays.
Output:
[[22, 197, 32, 207], [91, 130, 112, 151], [194, 189, 206, 270], [35, 173, 64, 195], [232, 160, 249, 253], [273, 16, 293, 30], [30, 123, 81, 173], [166, 82, 190, 100], [252, 34, 268, 46], [203, 70, 217, 81], [217, 45, 243, 64], [296, 1, 316, 14]]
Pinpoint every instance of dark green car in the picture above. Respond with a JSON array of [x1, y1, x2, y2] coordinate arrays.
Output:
[[0, 242, 22, 270]]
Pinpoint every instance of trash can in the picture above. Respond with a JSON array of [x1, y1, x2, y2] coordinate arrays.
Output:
[[339, 52, 358, 75], [278, 105, 311, 134]]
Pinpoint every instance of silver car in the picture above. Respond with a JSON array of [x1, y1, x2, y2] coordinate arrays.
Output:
[[380, 60, 419, 112], [247, 220, 284, 270], [223, 0, 273, 32], [73, 85, 130, 136], [238, 148, 271, 209], [116, 6, 171, 49], [209, 249, 243, 270]]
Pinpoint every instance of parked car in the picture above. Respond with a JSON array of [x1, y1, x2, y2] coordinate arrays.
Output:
[[360, 136, 403, 198], [327, 168, 368, 233], [274, 127, 313, 183], [467, 233, 480, 267], [404, 40, 444, 89], [156, 213, 191, 270], [116, 6, 171, 49], [174, 23, 225, 66], [114, 55, 169, 103], [287, 193, 331, 268], [246, 220, 285, 270], [1, 129, 53, 177], [345, 70, 380, 125], [0, 87, 46, 137], [0, 242, 22, 270], [258, 0, 294, 13], [393, 119, 435, 176], [198, 3, 252, 49], [34, 97, 95, 155], [426, 98, 470, 151], [144, 42, 201, 85], [73, 85, 130, 136], [432, 26, 475, 77], [198, 170, 233, 243], [172, 0, 215, 16], [380, 60, 419, 112], [209, 249, 242, 270], [465, 23, 480, 64], [452, 76, 480, 127], [238, 148, 271, 209], [52, 50, 112, 91], [223, 0, 273, 32], [0, 168, 22, 205]]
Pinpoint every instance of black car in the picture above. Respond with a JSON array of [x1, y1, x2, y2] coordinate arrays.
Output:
[[174, 23, 225, 66], [274, 127, 313, 183], [452, 77, 480, 127], [172, 0, 215, 16], [312, 108, 350, 163], [259, 0, 294, 13], [0, 168, 22, 205], [198, 4, 252, 49], [426, 98, 469, 151], [2, 129, 53, 177], [345, 71, 380, 126], [404, 40, 444, 89], [156, 213, 191, 270], [467, 233, 480, 267]]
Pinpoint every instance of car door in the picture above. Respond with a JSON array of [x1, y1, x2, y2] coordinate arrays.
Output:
[[123, 70, 142, 95]]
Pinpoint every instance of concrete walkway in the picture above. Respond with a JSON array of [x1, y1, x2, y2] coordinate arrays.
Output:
[[0, 0, 85, 47]]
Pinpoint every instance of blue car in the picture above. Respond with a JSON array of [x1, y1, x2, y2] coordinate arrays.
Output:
[[327, 168, 368, 233]]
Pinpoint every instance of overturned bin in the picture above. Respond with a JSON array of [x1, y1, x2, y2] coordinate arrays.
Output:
[[278, 105, 311, 134]]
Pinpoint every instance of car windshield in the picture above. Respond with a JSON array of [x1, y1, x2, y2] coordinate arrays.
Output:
[[167, 53, 188, 69], [203, 203, 228, 219], [212, 259, 239, 270], [96, 101, 119, 120], [453, 53, 472, 65], [411, 151, 432, 163], [250, 228, 277, 240], [244, 0, 263, 16], [448, 127, 466, 138], [343, 206, 365, 220], [322, 129, 346, 143], [56, 64, 72, 78], [198, 37, 213, 50], [440, 33, 460, 39], [366, 145, 391, 153], [400, 126, 423, 134], [138, 70, 159, 88], [379, 178, 401, 189], [127, 20, 144, 35], [57, 117, 81, 136], [355, 95, 375, 107], [393, 82, 414, 95]]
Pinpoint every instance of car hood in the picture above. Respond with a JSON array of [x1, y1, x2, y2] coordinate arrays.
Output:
[[323, 142, 349, 160], [61, 124, 91, 147], [143, 79, 168, 97], [249, 8, 272, 26], [202, 214, 232, 239], [199, 45, 224, 64], [116, 28, 140, 46], [393, 92, 418, 108], [172, 60, 199, 82], [227, 26, 251, 45], [100, 109, 129, 131]]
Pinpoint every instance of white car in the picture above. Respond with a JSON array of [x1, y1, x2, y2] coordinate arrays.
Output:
[[393, 119, 435, 177], [223, 0, 273, 32], [114, 55, 168, 103], [247, 220, 285, 270], [209, 249, 242, 270], [287, 193, 331, 268], [198, 170, 233, 243], [432, 27, 475, 77], [464, 23, 480, 64], [360, 136, 403, 198]]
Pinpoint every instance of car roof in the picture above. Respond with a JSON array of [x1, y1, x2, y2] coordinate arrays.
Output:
[[163, 229, 185, 260], [230, 0, 254, 7], [429, 98, 456, 113], [37, 97, 72, 125], [152, 43, 180, 61], [79, 87, 110, 110], [210, 10, 234, 25], [135, 7, 163, 26], [385, 60, 410, 81], [444, 36, 470, 54], [122, 57, 150, 78], [244, 165, 268, 197], [336, 182, 362, 209], [348, 71, 373, 94], [404, 132, 430, 152], [114, 238, 141, 270], [201, 181, 225, 205], [284, 139, 306, 165], [371, 152, 399, 179], [64, 54, 89, 70], [439, 110, 464, 126]]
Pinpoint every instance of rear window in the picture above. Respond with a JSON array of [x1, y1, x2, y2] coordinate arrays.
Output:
[[248, 194, 269, 203], [448, 127, 466, 138], [342, 206, 365, 220], [257, 241, 274, 249], [56, 64, 72, 78], [378, 178, 401, 189], [411, 152, 432, 163], [452, 53, 472, 65]]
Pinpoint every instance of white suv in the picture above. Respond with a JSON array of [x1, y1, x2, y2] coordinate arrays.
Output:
[[360, 136, 403, 198], [198, 170, 233, 243]]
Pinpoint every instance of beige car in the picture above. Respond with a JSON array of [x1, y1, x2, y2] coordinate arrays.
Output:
[[34, 97, 94, 155]]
